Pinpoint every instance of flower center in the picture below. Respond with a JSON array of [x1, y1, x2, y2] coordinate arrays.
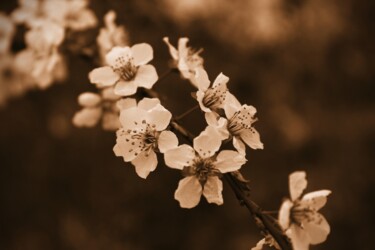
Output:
[[227, 108, 257, 136], [123, 121, 158, 157], [183, 157, 220, 185], [202, 86, 226, 111], [290, 202, 317, 226], [112, 56, 137, 81]]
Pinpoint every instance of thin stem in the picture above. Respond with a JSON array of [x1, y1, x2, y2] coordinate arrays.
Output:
[[175, 105, 200, 121], [224, 174, 292, 250]]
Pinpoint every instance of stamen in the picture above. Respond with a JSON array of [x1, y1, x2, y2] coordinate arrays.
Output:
[[112, 56, 137, 81]]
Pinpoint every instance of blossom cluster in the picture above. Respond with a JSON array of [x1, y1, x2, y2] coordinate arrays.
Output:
[[0, 0, 97, 107], [0, 3, 332, 248], [69, 10, 332, 248]]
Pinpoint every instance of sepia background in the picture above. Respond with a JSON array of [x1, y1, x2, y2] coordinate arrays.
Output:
[[1, 0, 374, 249]]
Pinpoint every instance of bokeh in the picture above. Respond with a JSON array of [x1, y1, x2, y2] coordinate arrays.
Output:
[[0, 0, 374, 249]]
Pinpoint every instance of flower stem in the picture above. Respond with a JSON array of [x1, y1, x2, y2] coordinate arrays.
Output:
[[175, 105, 200, 121]]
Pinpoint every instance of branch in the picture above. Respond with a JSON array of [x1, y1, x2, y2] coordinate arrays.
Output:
[[166, 118, 293, 250]]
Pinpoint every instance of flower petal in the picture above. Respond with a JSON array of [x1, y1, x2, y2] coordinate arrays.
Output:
[[131, 150, 158, 179], [289, 171, 308, 201], [203, 176, 223, 205], [278, 199, 293, 230], [175, 176, 202, 208], [102, 112, 120, 131], [214, 150, 247, 173], [204, 112, 219, 126], [304, 214, 330, 244], [288, 224, 310, 250], [196, 90, 211, 113], [212, 72, 229, 88], [146, 104, 172, 131], [158, 131, 178, 153], [116, 98, 137, 111], [224, 93, 242, 119], [163, 37, 178, 60], [114, 80, 138, 96], [193, 126, 222, 158], [239, 128, 264, 150], [119, 107, 148, 129], [72, 108, 101, 127], [89, 66, 119, 87], [164, 145, 195, 170], [301, 190, 332, 211], [195, 67, 210, 91], [131, 43, 153, 66], [138, 97, 160, 111], [78, 92, 101, 107], [177, 37, 189, 59], [133, 64, 158, 89], [106, 46, 131, 66], [113, 130, 145, 162], [233, 136, 246, 155]]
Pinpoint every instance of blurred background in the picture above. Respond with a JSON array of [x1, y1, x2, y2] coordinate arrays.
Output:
[[0, 0, 374, 249]]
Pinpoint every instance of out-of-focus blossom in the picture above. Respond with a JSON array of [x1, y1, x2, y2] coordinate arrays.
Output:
[[195, 68, 229, 113], [43, 0, 97, 31], [113, 98, 178, 179], [73, 87, 122, 131], [279, 171, 331, 250], [0, 12, 15, 55], [97, 11, 129, 64], [164, 128, 247, 208], [11, 0, 44, 27], [13, 21, 66, 89], [89, 44, 158, 96], [0, 54, 33, 107], [12, 0, 97, 31], [163, 37, 204, 88]]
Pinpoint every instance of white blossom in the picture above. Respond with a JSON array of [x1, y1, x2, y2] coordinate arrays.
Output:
[[278, 171, 331, 250], [113, 98, 178, 179], [164, 127, 247, 208], [97, 11, 129, 64], [163, 37, 204, 88], [205, 94, 263, 154], [43, 0, 97, 31], [195, 68, 229, 113], [13, 20, 66, 89], [89, 44, 158, 96]]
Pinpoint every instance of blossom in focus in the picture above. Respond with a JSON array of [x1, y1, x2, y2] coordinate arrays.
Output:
[[43, 0, 97, 31], [73, 87, 122, 131], [113, 98, 178, 178], [89, 44, 158, 96], [205, 94, 263, 154], [97, 11, 129, 64], [164, 127, 247, 208], [195, 68, 229, 113], [163, 37, 204, 88], [278, 171, 331, 250]]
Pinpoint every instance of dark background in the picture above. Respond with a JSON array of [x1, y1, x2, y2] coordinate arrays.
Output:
[[1, 0, 374, 249]]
